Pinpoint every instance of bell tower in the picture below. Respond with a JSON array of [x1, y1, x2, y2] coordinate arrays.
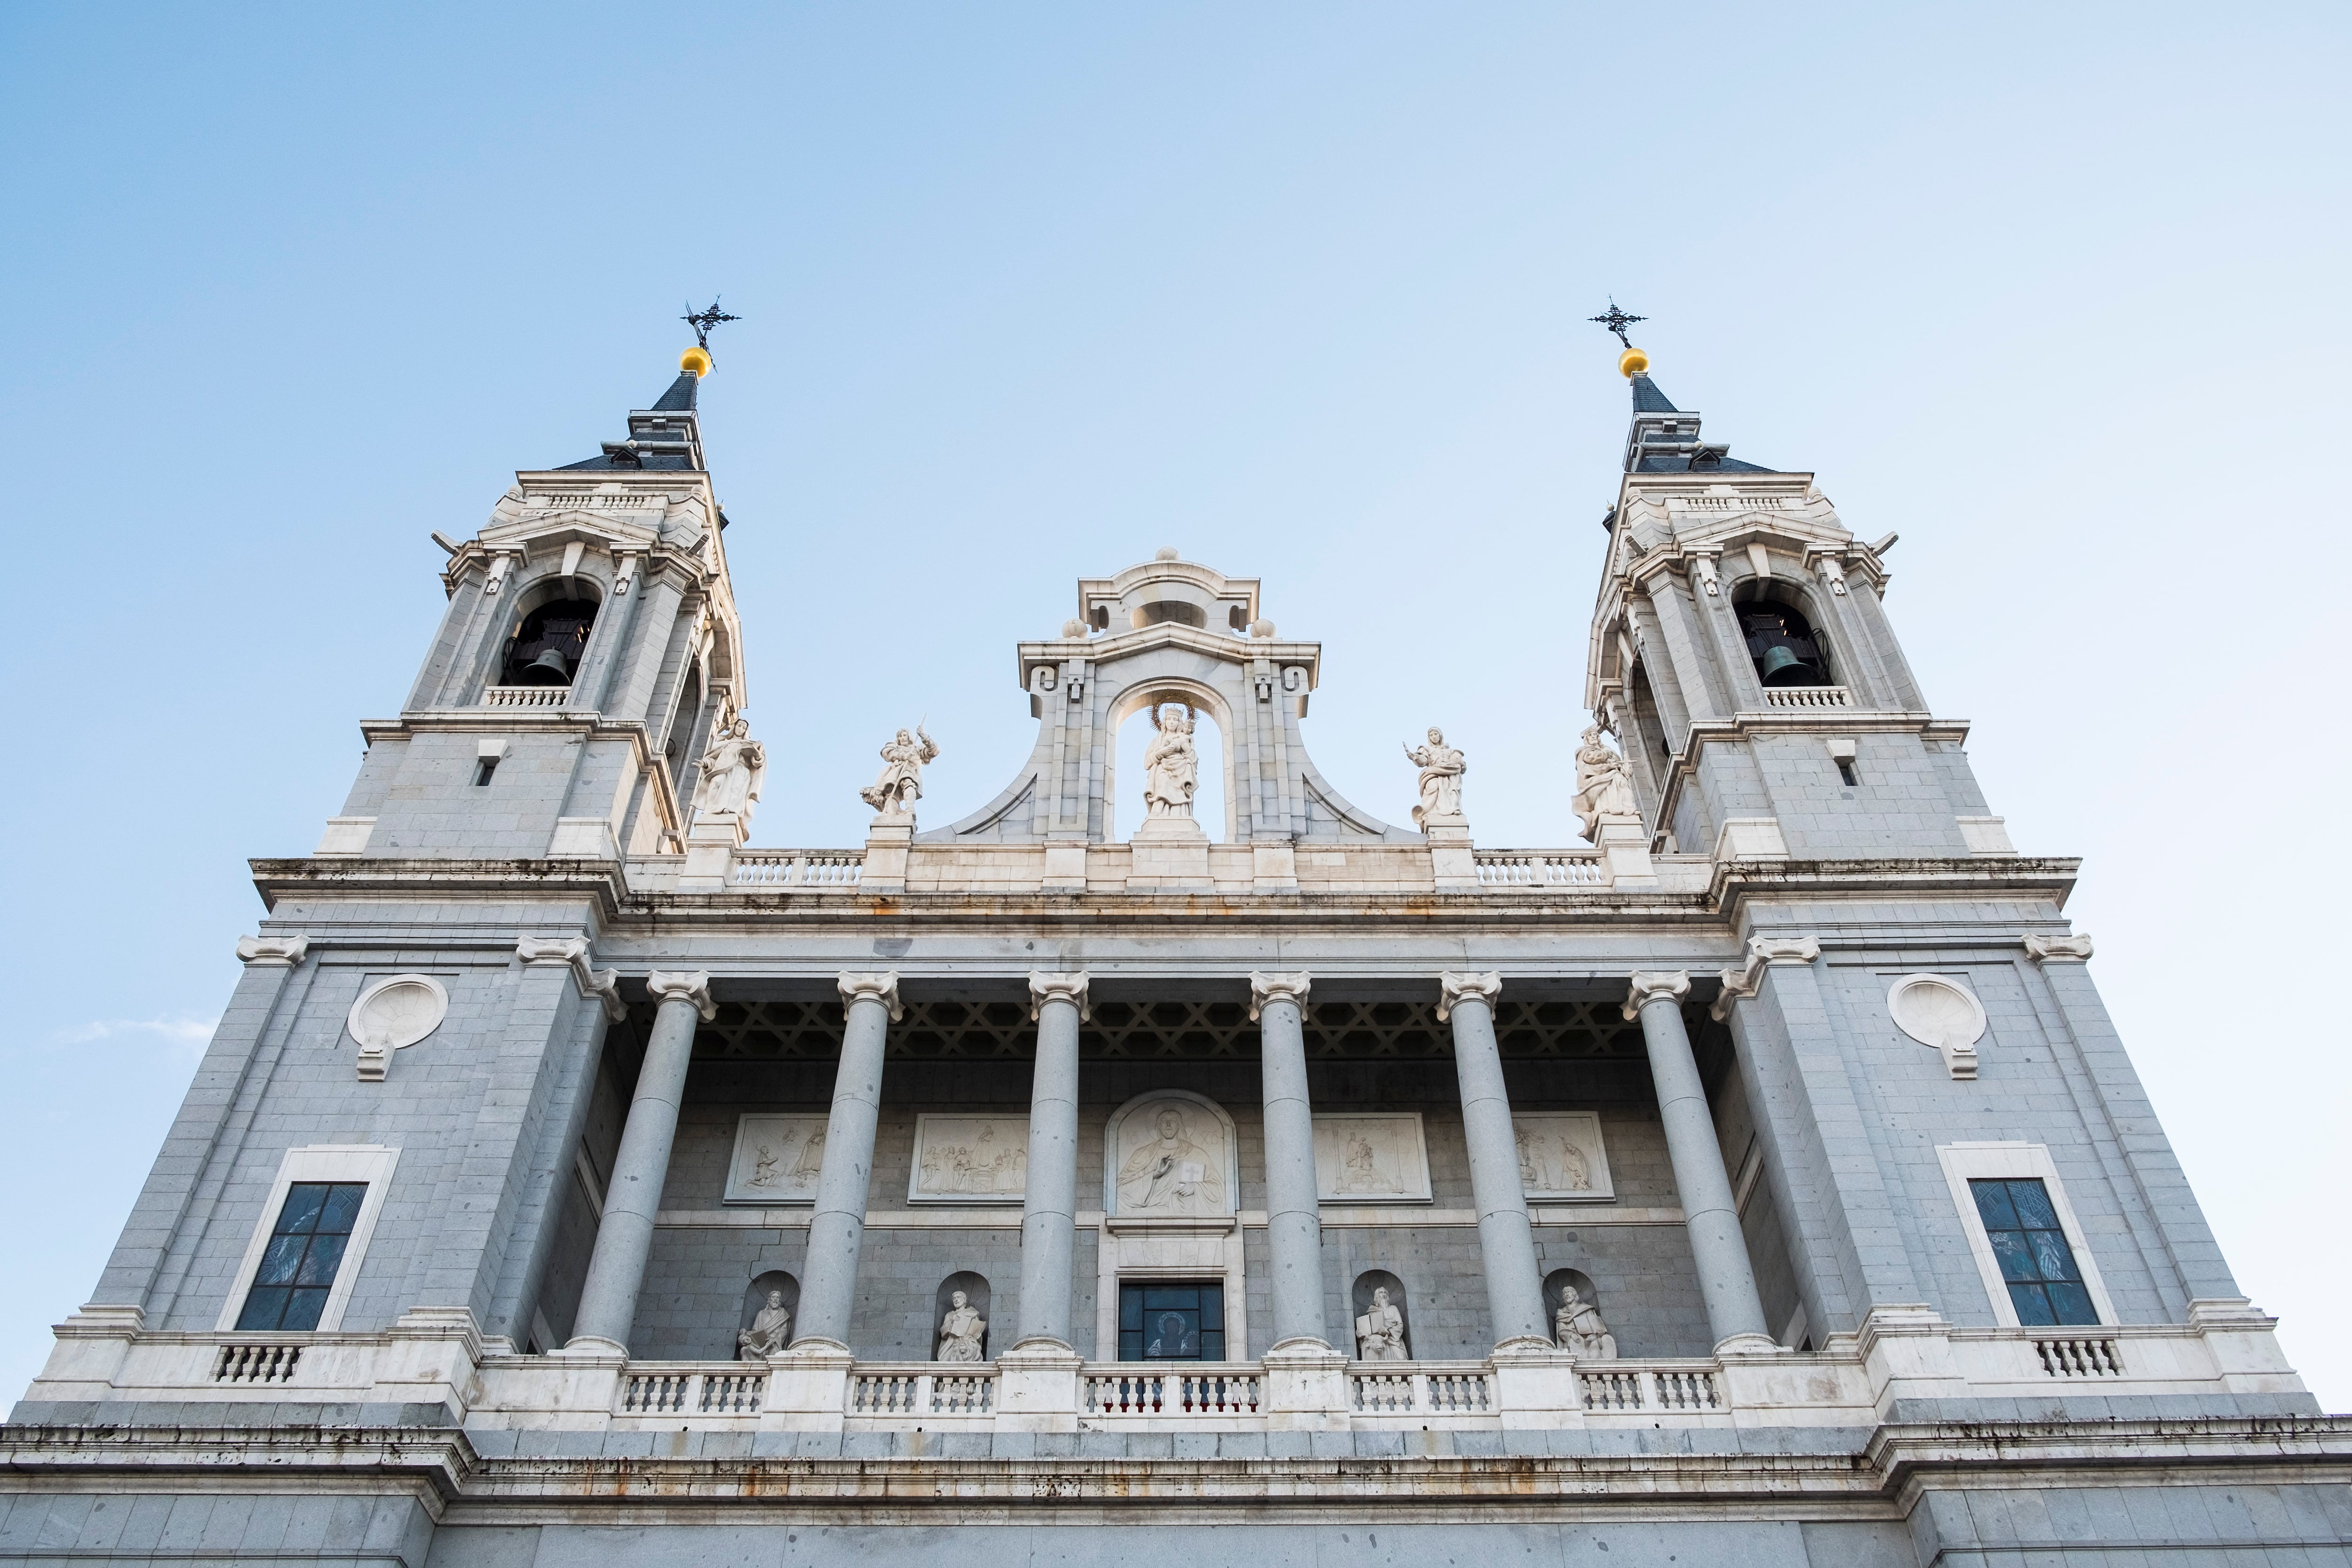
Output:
[[1583, 329, 2013, 861], [315, 343, 751, 863]]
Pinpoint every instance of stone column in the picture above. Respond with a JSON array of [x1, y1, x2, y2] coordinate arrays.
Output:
[[567, 971, 714, 1351], [1251, 971, 1327, 1348], [1439, 971, 1550, 1347], [1016, 972, 1088, 1348], [794, 972, 901, 1349], [1625, 971, 1772, 1351]]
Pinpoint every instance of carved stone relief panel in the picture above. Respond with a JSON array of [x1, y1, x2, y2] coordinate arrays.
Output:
[[1104, 1091, 1238, 1218], [1888, 973, 1986, 1079], [1512, 1112, 1614, 1202], [723, 1114, 832, 1203], [1311, 1113, 1432, 1203], [908, 1114, 1031, 1204], [347, 974, 449, 1082]]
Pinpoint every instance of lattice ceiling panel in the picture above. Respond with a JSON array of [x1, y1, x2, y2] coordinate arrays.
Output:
[[655, 993, 1649, 1060]]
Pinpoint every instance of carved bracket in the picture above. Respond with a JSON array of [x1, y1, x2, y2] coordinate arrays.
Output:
[[235, 934, 310, 968], [2024, 932, 2094, 964], [516, 935, 626, 1021], [1709, 935, 1822, 1020]]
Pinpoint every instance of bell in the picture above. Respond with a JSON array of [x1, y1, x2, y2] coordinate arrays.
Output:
[[518, 647, 572, 686], [1756, 645, 1808, 685]]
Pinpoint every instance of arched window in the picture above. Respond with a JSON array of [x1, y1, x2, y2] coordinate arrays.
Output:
[[501, 597, 600, 687], [1736, 596, 1832, 688]]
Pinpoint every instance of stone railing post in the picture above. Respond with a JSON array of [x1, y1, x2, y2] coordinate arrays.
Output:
[[566, 971, 714, 1352], [1440, 971, 1550, 1347], [794, 972, 901, 1349], [1625, 971, 1774, 1352]]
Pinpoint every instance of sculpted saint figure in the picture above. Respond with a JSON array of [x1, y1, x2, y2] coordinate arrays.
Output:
[[1557, 1138, 1592, 1191], [937, 1290, 986, 1362], [1341, 1133, 1384, 1193], [737, 1289, 792, 1360], [1117, 1106, 1224, 1214], [859, 724, 939, 815], [1569, 724, 1637, 838], [1142, 706, 1200, 819], [694, 717, 767, 822], [1403, 727, 1466, 829], [1553, 1284, 1618, 1359], [1354, 1286, 1409, 1361]]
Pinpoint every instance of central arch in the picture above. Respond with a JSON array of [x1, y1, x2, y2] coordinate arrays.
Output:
[[1105, 675, 1237, 843]]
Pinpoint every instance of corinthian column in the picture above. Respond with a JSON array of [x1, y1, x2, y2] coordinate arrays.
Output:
[[1439, 971, 1549, 1346], [1016, 972, 1088, 1348], [795, 972, 901, 1349], [1251, 971, 1327, 1348], [1625, 971, 1772, 1351], [568, 970, 715, 1351]]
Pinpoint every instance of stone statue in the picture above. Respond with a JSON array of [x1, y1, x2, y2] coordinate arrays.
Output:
[[737, 1289, 792, 1360], [937, 1289, 986, 1362], [1570, 724, 1636, 838], [1142, 706, 1199, 819], [1116, 1105, 1224, 1214], [1403, 727, 1466, 829], [859, 724, 939, 816], [693, 716, 766, 822], [1553, 1284, 1617, 1359], [1354, 1286, 1409, 1361]]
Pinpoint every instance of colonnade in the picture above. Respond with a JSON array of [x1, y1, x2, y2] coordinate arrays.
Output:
[[563, 969, 1771, 1358]]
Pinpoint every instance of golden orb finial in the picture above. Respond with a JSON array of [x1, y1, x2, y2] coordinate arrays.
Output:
[[1618, 345, 1649, 379], [680, 344, 713, 378]]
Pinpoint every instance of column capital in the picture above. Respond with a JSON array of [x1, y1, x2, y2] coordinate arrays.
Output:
[[1027, 971, 1090, 1022], [646, 970, 717, 1021], [2024, 931, 2094, 964], [837, 971, 904, 1022], [235, 934, 309, 968], [1621, 970, 1692, 1021], [1708, 935, 1820, 1020], [1436, 970, 1502, 1022], [518, 936, 627, 1021], [1248, 971, 1311, 1022]]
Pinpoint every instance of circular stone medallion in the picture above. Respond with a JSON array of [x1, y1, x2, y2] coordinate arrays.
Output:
[[1886, 973, 1986, 1055], [347, 974, 450, 1054]]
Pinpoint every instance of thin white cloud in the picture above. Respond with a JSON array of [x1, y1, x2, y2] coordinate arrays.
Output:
[[53, 1016, 219, 1047]]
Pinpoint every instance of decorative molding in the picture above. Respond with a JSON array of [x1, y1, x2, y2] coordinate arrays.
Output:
[[1710, 936, 1820, 1019], [1888, 973, 1987, 1079], [235, 934, 309, 968], [1248, 971, 1312, 1021], [516, 935, 625, 1021], [1435, 970, 1503, 1022], [1689, 551, 1721, 597], [1621, 970, 1692, 1021], [1027, 971, 1091, 1021], [647, 970, 719, 1021], [348, 974, 448, 1081], [2024, 931, 2095, 963], [837, 971, 904, 1022]]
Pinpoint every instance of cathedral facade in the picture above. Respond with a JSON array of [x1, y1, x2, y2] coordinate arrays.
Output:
[[8, 338, 2346, 1566]]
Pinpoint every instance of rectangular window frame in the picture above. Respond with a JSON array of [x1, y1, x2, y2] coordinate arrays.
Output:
[[1116, 1279, 1228, 1363], [215, 1145, 400, 1333], [1936, 1141, 2114, 1329]]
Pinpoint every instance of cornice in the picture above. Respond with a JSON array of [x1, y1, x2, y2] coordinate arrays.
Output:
[[1713, 856, 2081, 917], [1017, 622, 1321, 689], [249, 858, 628, 919]]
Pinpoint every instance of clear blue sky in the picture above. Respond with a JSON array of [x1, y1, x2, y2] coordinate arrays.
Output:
[[3, 3, 2346, 1401]]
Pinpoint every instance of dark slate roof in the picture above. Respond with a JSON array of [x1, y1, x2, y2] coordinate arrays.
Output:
[[551, 371, 707, 471], [555, 451, 698, 472], [1630, 375, 1679, 414], [651, 372, 699, 412], [1632, 453, 1774, 473]]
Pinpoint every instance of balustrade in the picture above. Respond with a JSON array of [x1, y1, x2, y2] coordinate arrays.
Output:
[[1083, 1367, 1262, 1415], [1576, 1362, 1722, 1413], [1474, 852, 1607, 887], [1346, 1365, 1493, 1415], [478, 685, 575, 708], [729, 852, 865, 888], [213, 1344, 302, 1384], [618, 1366, 767, 1417], [849, 1367, 997, 1417], [1756, 685, 1851, 710]]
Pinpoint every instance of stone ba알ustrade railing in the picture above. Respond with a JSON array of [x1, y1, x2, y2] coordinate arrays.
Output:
[[1755, 685, 1852, 710], [477, 684, 578, 708], [1473, 852, 1608, 888], [729, 851, 866, 889], [22, 1301, 2305, 1437]]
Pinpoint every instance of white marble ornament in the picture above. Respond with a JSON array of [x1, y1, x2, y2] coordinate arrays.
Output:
[[1511, 1112, 1615, 1202], [909, 1115, 1031, 1203], [1888, 973, 1986, 1080], [1105, 1091, 1237, 1217], [348, 974, 448, 1081], [724, 1114, 833, 1203], [1311, 1113, 1432, 1203]]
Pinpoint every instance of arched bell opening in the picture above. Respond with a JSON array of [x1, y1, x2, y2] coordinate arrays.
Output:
[[1731, 588, 1833, 689], [499, 595, 601, 687], [1109, 685, 1233, 843]]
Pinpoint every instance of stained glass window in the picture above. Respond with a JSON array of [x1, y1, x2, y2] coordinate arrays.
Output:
[[1969, 1178, 2098, 1326], [235, 1182, 367, 1331], [1118, 1281, 1225, 1361]]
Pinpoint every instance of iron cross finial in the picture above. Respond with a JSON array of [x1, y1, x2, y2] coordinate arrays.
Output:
[[1589, 299, 1645, 349], [682, 298, 742, 356]]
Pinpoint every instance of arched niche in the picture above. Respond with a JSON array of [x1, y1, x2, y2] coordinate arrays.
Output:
[[1729, 582, 1836, 689], [498, 589, 603, 688], [739, 1269, 800, 1357], [1350, 1269, 1413, 1361], [1104, 677, 1237, 843], [1103, 1090, 1238, 1218], [933, 1271, 992, 1362], [1543, 1267, 1618, 1359]]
